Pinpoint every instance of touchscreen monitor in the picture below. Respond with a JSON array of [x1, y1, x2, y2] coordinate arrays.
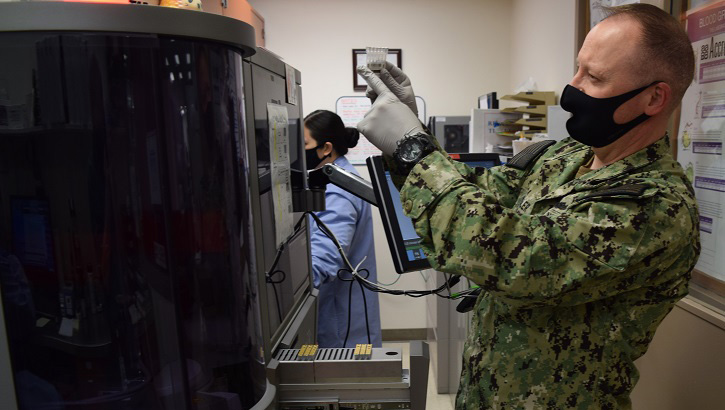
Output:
[[367, 153, 501, 273]]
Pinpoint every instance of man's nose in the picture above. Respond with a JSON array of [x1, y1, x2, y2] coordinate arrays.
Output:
[[568, 78, 588, 97], [569, 72, 583, 91]]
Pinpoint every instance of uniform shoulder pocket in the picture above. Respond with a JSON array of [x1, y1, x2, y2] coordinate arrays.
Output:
[[564, 187, 656, 270]]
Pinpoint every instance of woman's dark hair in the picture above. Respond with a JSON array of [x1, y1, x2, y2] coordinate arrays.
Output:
[[304, 109, 360, 156]]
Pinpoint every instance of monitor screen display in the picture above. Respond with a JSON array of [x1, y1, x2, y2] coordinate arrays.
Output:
[[367, 153, 501, 273], [383, 171, 427, 263], [462, 160, 497, 169]]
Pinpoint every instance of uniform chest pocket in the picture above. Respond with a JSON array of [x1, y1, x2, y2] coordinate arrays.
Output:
[[549, 185, 657, 271]]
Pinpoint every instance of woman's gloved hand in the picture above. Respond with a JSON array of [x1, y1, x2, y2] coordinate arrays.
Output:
[[356, 66, 423, 156], [365, 61, 418, 116]]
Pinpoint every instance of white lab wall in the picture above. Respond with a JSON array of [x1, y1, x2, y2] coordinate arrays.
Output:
[[510, 0, 578, 98], [249, 0, 513, 118], [250, 0, 514, 330], [250, 0, 579, 330]]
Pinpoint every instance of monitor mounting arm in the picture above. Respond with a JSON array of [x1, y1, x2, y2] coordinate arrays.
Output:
[[308, 164, 378, 208]]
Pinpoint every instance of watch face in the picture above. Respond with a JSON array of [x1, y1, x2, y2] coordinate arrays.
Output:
[[401, 140, 423, 162]]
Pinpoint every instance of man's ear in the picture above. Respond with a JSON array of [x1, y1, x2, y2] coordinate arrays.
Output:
[[644, 82, 672, 116]]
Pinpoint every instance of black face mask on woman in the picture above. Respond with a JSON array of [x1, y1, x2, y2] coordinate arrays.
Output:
[[560, 81, 659, 148], [305, 145, 330, 170]]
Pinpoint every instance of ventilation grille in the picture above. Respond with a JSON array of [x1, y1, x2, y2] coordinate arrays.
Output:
[[276, 347, 355, 362], [276, 349, 299, 361], [316, 348, 354, 361]]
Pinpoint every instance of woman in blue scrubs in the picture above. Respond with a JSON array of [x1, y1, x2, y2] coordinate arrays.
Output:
[[304, 110, 382, 348]]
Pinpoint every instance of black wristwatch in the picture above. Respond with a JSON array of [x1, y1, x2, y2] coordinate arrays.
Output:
[[392, 132, 438, 174]]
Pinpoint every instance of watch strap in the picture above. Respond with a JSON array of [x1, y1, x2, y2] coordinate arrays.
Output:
[[393, 132, 438, 175]]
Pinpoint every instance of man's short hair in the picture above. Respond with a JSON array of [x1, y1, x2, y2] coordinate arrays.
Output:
[[603, 4, 694, 109]]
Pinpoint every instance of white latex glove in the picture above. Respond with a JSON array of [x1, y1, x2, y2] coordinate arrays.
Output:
[[357, 66, 424, 156], [365, 61, 418, 116]]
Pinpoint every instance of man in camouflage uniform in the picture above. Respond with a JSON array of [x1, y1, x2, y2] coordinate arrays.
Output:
[[357, 4, 700, 409]]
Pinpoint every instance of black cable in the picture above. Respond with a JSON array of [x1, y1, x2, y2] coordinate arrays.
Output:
[[265, 235, 290, 278], [266, 270, 286, 323], [342, 276, 354, 348], [355, 268, 372, 345], [266, 270, 286, 284], [359, 278, 371, 345], [262, 212, 309, 325], [265, 211, 309, 278], [270, 282, 283, 323], [309, 210, 467, 299], [357, 269, 372, 345], [443, 272, 453, 299], [308, 211, 491, 351], [263, 239, 288, 324], [338, 268, 372, 348], [308, 209, 367, 349], [351, 271, 462, 299], [310, 211, 465, 299]]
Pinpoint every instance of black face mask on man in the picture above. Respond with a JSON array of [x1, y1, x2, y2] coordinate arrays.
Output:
[[560, 82, 659, 148], [305, 144, 330, 170]]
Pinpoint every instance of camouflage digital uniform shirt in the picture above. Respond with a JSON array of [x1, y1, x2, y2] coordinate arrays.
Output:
[[397, 136, 700, 409]]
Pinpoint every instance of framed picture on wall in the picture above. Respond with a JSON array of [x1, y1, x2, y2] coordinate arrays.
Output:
[[352, 48, 402, 91]]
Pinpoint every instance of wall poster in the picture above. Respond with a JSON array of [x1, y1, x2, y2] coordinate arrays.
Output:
[[678, 1, 725, 286]]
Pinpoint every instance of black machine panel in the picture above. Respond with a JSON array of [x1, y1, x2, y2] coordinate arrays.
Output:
[[242, 50, 314, 356], [0, 32, 266, 409]]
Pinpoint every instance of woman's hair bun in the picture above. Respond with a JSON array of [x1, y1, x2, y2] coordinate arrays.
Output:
[[344, 127, 360, 149]]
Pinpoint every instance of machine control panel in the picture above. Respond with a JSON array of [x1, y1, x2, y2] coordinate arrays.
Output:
[[270, 342, 429, 410]]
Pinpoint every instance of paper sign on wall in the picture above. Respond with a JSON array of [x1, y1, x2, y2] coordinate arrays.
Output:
[[267, 103, 294, 247], [677, 2, 725, 282]]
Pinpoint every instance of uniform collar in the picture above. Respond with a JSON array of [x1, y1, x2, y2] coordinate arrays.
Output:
[[576, 133, 671, 185], [531, 134, 671, 204]]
